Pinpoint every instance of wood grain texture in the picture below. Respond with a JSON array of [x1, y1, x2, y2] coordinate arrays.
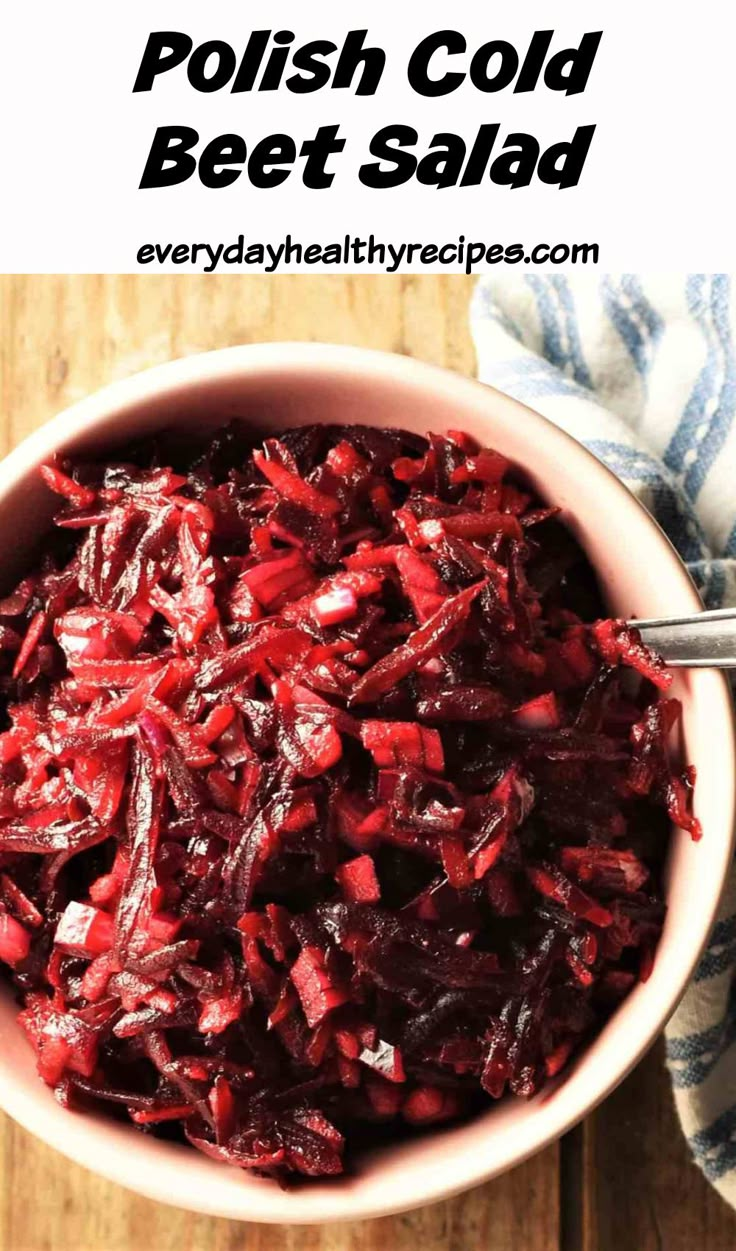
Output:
[[582, 1042, 736, 1251], [0, 274, 732, 1251]]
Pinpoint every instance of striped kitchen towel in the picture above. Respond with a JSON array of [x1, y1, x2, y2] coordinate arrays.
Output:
[[471, 274, 736, 1204]]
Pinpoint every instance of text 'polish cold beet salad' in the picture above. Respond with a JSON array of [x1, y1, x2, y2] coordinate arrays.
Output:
[[0, 424, 699, 1180]]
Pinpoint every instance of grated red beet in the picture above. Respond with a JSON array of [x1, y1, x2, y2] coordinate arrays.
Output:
[[0, 422, 699, 1180]]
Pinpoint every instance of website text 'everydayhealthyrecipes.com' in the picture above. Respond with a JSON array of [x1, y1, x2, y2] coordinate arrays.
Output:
[[136, 234, 599, 274]]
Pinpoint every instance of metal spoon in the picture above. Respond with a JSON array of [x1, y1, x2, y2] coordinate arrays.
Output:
[[629, 608, 736, 668]]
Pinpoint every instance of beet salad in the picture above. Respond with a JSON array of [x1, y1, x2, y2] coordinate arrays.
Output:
[[0, 422, 699, 1180]]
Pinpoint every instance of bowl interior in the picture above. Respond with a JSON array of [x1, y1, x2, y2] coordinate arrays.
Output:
[[0, 345, 732, 1223]]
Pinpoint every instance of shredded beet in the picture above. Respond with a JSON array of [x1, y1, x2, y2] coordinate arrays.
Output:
[[0, 422, 699, 1180]]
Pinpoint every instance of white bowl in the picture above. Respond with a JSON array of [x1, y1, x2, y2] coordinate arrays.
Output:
[[0, 343, 732, 1223]]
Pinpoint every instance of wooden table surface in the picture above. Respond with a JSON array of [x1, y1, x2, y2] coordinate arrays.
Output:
[[0, 274, 734, 1251]]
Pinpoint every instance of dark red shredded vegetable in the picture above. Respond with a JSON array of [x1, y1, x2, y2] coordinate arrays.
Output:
[[0, 422, 699, 1180]]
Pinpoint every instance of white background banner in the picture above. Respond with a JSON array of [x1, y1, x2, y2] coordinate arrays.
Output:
[[1, 1, 733, 272]]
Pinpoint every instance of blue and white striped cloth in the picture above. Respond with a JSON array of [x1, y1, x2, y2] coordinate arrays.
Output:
[[471, 274, 736, 1204]]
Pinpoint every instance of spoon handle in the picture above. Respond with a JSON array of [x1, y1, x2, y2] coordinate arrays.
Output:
[[630, 607, 736, 667]]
